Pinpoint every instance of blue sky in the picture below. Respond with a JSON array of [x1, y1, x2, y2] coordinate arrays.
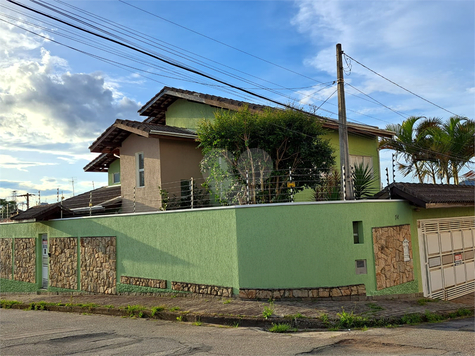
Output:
[[1, 0, 474, 207]]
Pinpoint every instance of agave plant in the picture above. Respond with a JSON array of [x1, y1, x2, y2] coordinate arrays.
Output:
[[352, 162, 378, 199]]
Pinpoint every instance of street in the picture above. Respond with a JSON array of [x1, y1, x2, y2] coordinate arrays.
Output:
[[0, 309, 474, 355]]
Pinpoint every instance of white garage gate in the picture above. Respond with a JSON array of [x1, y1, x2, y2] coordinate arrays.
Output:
[[418, 216, 475, 300]]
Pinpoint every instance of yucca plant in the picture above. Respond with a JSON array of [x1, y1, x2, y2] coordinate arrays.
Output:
[[352, 162, 378, 199]]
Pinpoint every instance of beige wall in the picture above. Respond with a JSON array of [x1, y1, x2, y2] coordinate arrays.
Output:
[[121, 135, 162, 213], [159, 138, 203, 198]]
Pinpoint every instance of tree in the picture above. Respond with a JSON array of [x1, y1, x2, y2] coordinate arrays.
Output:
[[379, 116, 440, 183], [0, 199, 18, 219], [197, 107, 335, 204], [379, 116, 474, 184]]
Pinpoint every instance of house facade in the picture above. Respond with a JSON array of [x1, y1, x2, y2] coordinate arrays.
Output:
[[84, 86, 393, 213]]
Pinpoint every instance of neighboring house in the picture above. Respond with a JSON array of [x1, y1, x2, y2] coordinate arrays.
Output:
[[11, 186, 121, 222], [84, 86, 393, 212]]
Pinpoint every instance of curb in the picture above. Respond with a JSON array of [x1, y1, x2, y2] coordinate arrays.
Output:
[[1, 302, 473, 330]]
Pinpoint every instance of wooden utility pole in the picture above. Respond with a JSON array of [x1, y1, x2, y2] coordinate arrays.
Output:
[[336, 43, 354, 200], [18, 192, 35, 210]]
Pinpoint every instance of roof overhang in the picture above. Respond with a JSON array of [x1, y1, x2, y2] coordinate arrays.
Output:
[[139, 87, 394, 138]]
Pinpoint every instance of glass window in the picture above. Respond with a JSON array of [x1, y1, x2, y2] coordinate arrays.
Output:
[[136, 153, 144, 187], [113, 172, 120, 184]]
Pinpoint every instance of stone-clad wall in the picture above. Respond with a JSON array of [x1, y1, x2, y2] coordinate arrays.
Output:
[[239, 284, 366, 299], [373, 224, 414, 290], [80, 237, 116, 294], [49, 238, 78, 290], [0, 238, 13, 279], [121, 276, 167, 289], [172, 281, 233, 297], [14, 238, 36, 283]]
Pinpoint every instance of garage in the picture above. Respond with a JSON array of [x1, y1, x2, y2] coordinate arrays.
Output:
[[418, 217, 475, 300]]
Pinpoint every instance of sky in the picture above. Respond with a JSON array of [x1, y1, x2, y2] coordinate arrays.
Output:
[[1, 0, 474, 208]]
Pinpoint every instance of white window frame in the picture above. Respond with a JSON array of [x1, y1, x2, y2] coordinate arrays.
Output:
[[349, 155, 374, 175], [136, 152, 144, 187]]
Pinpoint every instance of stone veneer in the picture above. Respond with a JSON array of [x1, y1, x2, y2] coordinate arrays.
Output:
[[0, 238, 13, 279], [49, 237, 78, 290], [121, 276, 167, 289], [80, 237, 116, 294], [239, 284, 366, 299], [172, 281, 233, 297], [14, 238, 36, 283], [373, 224, 414, 290]]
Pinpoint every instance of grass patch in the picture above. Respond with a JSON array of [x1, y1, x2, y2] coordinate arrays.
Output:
[[169, 306, 180, 312], [449, 308, 473, 318], [151, 306, 165, 316], [223, 299, 232, 304], [401, 313, 422, 325], [126, 304, 146, 317], [366, 302, 384, 311], [417, 298, 438, 306], [104, 305, 114, 309], [424, 310, 444, 323], [0, 300, 21, 309], [269, 323, 297, 333], [285, 312, 305, 319]]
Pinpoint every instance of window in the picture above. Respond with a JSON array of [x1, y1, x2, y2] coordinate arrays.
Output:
[[113, 172, 120, 184], [136, 152, 144, 187], [353, 221, 363, 244], [349, 155, 373, 172]]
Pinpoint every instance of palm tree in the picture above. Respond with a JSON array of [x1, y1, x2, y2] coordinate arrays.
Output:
[[379, 116, 439, 183], [429, 117, 474, 184]]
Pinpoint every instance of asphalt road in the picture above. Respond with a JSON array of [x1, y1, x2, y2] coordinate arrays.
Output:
[[1, 309, 474, 355]]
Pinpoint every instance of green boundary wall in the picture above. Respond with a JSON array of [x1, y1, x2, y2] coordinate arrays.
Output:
[[1, 201, 473, 296]]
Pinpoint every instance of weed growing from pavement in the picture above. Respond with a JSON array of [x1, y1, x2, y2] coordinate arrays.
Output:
[[193, 321, 202, 326], [424, 310, 444, 323], [366, 302, 384, 311], [0, 300, 20, 309], [151, 306, 165, 316], [170, 306, 180, 312], [285, 313, 305, 319], [176, 315, 183, 322], [223, 299, 232, 304], [417, 298, 438, 306], [336, 308, 369, 329], [401, 313, 422, 324], [126, 305, 146, 317], [104, 305, 114, 309], [269, 323, 297, 333], [262, 301, 274, 319]]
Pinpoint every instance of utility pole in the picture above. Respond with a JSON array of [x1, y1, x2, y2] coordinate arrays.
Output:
[[336, 43, 354, 200], [17, 192, 35, 210]]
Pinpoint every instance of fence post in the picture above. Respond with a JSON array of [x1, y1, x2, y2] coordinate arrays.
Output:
[[289, 167, 293, 203], [392, 153, 396, 183], [89, 191, 92, 216], [190, 177, 194, 209], [246, 170, 250, 205], [386, 167, 391, 199], [342, 165, 346, 201]]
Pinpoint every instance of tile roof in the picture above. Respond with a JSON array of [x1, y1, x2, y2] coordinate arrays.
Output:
[[11, 186, 122, 221], [139, 86, 394, 138], [88, 119, 196, 153], [375, 183, 475, 208]]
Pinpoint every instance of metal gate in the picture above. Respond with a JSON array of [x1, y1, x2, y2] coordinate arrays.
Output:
[[418, 217, 475, 300]]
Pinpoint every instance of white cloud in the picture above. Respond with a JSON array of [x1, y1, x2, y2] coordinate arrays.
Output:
[[0, 154, 58, 172], [291, 0, 475, 119]]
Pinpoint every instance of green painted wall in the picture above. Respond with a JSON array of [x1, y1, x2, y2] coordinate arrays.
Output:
[[1, 202, 473, 296], [108, 159, 121, 186], [0, 209, 240, 293], [166, 100, 216, 130], [234, 201, 413, 295], [325, 131, 381, 192]]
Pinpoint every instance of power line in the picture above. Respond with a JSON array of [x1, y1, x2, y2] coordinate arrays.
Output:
[[343, 53, 463, 117], [118, 0, 326, 85]]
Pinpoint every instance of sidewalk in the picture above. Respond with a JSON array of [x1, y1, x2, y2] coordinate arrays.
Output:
[[1, 292, 473, 329]]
